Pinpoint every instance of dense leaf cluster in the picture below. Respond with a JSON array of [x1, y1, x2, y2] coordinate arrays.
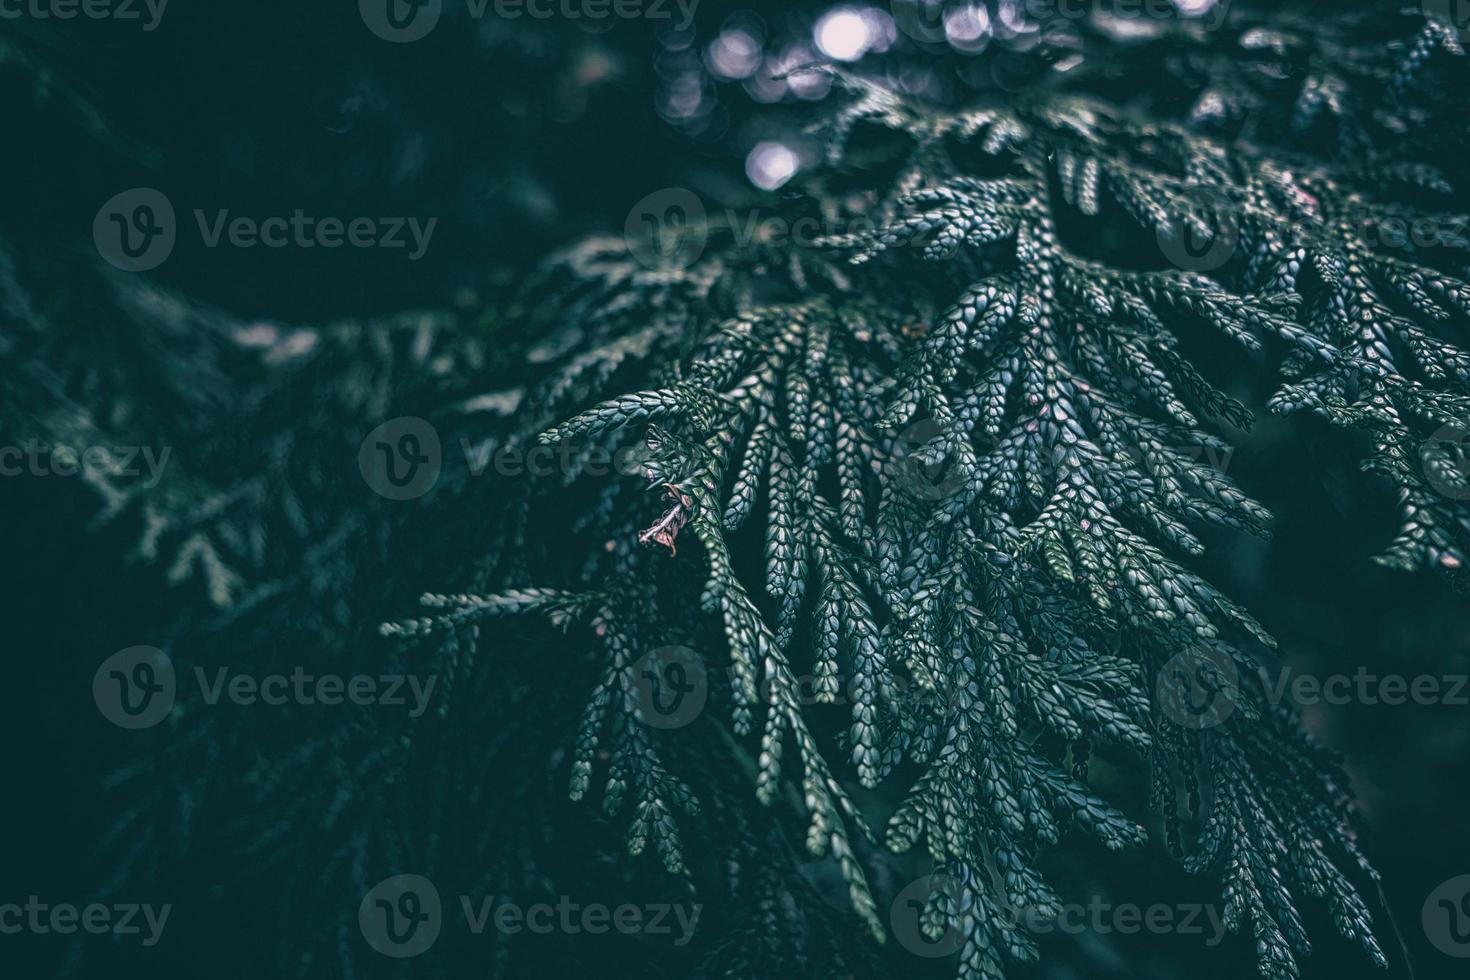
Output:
[[383, 7, 1467, 979], [4, 3, 1466, 979]]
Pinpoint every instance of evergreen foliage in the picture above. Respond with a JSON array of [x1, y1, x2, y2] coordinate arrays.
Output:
[[4, 3, 1466, 979], [380, 7, 1468, 978]]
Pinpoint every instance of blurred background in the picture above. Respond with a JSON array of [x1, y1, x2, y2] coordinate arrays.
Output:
[[2, 2, 1468, 978]]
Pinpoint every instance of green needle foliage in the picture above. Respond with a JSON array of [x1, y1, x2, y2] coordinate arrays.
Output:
[[379, 8, 1468, 979], [4, 3, 1462, 979]]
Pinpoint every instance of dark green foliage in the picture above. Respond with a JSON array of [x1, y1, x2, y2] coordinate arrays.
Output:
[[379, 7, 1466, 979], [5, 3, 1466, 979]]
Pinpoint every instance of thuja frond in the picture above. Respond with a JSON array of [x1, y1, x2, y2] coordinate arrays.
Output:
[[375, 13, 1470, 975]]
